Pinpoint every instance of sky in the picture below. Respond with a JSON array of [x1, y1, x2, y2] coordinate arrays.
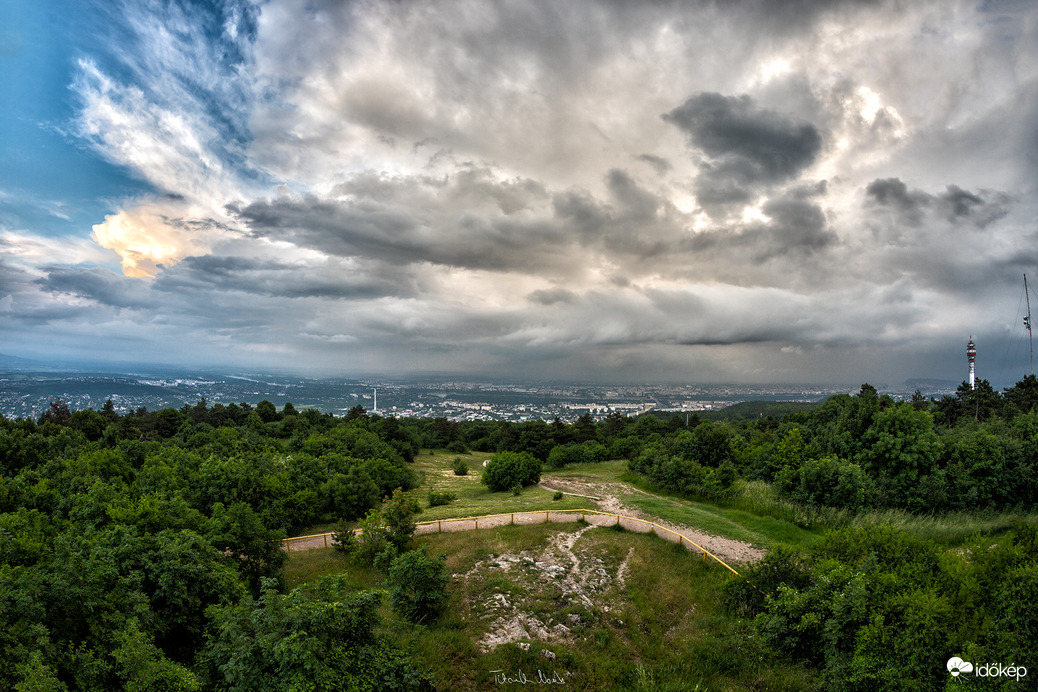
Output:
[[2, 0, 1038, 386]]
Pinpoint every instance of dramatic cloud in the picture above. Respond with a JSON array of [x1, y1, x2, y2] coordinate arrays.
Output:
[[4, 0, 1038, 384]]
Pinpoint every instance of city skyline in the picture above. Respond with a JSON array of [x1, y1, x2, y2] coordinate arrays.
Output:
[[3, 0, 1038, 384]]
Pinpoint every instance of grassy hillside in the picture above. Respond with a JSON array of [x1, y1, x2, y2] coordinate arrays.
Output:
[[285, 523, 819, 691]]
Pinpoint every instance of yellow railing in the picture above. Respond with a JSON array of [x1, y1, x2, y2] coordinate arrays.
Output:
[[281, 509, 740, 576]]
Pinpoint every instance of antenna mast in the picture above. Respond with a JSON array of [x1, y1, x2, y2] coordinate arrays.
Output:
[[1025, 274, 1034, 376], [967, 337, 976, 390]]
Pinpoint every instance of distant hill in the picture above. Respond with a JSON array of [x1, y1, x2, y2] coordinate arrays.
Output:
[[0, 353, 39, 369], [903, 378, 958, 390], [699, 400, 823, 422]]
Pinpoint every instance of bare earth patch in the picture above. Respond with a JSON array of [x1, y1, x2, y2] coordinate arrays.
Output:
[[458, 524, 622, 652], [537, 477, 765, 564]]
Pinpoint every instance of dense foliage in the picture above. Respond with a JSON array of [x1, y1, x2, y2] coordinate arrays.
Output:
[[725, 523, 1038, 690], [0, 400, 426, 690], [480, 451, 543, 492]]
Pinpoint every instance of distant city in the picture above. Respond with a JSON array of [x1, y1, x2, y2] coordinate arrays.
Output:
[[0, 360, 961, 422]]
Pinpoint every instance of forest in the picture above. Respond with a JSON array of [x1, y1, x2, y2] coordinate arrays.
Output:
[[2, 376, 1037, 690]]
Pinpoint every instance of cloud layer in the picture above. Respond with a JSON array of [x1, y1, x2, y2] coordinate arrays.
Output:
[[4, 0, 1038, 384]]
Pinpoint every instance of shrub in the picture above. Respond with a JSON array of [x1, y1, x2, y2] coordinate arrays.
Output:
[[321, 466, 380, 520], [383, 488, 422, 552], [452, 457, 468, 476], [723, 545, 811, 617], [388, 546, 449, 623], [553, 491, 564, 501], [354, 508, 389, 564], [580, 441, 609, 464], [481, 451, 543, 492], [428, 490, 457, 507], [775, 455, 875, 511], [511, 483, 522, 496], [331, 519, 357, 555], [446, 440, 468, 454], [547, 443, 582, 469]]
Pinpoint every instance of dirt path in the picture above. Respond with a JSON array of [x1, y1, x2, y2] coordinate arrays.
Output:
[[283, 478, 764, 565], [536, 478, 764, 564]]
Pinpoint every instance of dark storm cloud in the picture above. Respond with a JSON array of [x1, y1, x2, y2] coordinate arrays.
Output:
[[235, 170, 575, 274], [236, 195, 572, 273], [663, 92, 823, 217], [864, 178, 930, 226], [36, 266, 157, 309], [528, 287, 577, 305], [682, 195, 835, 265], [664, 93, 822, 180], [153, 255, 418, 300], [866, 178, 1011, 228]]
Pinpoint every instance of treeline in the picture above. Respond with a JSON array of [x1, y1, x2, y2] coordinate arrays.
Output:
[[619, 377, 1038, 514]]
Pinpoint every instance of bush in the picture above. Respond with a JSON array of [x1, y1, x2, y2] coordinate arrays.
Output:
[[547, 443, 578, 469], [331, 519, 357, 555], [446, 440, 468, 454], [321, 466, 380, 520], [580, 441, 609, 464], [723, 545, 811, 617], [553, 491, 564, 501], [354, 508, 389, 565], [452, 457, 468, 476], [428, 490, 457, 507], [481, 451, 542, 492], [383, 488, 422, 552], [388, 546, 449, 623], [511, 483, 522, 496], [775, 455, 875, 511]]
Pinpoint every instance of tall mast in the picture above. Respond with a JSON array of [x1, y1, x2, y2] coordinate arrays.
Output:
[[1026, 274, 1034, 376], [967, 337, 976, 389]]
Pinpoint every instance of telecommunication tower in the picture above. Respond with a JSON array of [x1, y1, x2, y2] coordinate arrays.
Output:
[[967, 338, 976, 389]]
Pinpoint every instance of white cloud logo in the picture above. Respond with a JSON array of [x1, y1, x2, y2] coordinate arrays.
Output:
[[947, 657, 974, 677]]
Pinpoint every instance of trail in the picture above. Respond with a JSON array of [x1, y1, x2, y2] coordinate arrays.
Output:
[[536, 478, 765, 564]]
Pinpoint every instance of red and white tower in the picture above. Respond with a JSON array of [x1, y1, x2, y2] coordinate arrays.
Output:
[[967, 338, 976, 389]]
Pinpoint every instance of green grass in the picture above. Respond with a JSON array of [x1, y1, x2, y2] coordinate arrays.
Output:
[[283, 547, 383, 591], [546, 458, 629, 482], [409, 450, 596, 521], [620, 492, 821, 549], [549, 461, 822, 549], [850, 507, 1038, 545]]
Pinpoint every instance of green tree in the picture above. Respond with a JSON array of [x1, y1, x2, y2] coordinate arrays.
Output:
[[255, 400, 279, 424], [858, 403, 940, 509], [481, 451, 542, 492], [205, 502, 286, 593], [38, 399, 71, 427], [382, 488, 421, 553], [321, 466, 379, 520]]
